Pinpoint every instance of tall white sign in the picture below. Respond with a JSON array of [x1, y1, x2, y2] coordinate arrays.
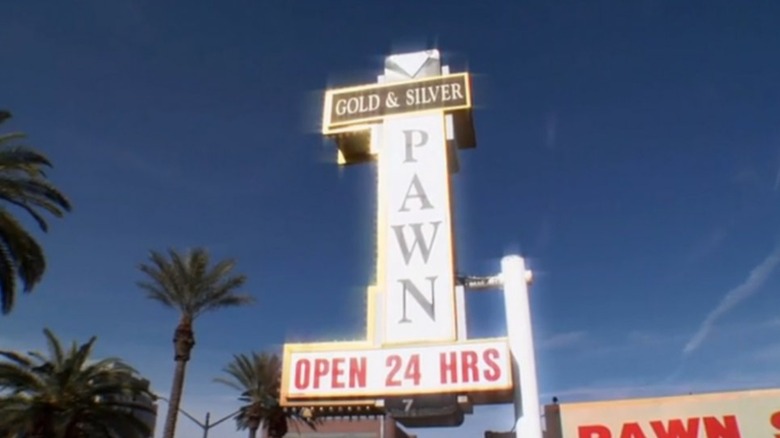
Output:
[[280, 51, 513, 416], [383, 112, 456, 344]]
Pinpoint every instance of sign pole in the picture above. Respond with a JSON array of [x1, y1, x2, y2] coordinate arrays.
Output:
[[501, 255, 542, 438]]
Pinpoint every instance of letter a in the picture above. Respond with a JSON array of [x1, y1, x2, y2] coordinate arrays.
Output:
[[399, 174, 434, 212]]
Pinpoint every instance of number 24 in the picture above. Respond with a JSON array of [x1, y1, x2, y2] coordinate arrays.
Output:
[[385, 354, 421, 386]]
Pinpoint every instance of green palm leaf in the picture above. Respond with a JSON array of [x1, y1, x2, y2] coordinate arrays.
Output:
[[0, 110, 71, 314], [0, 328, 155, 438], [216, 352, 319, 438]]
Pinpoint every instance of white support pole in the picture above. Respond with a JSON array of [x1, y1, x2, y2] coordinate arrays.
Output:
[[501, 255, 542, 438]]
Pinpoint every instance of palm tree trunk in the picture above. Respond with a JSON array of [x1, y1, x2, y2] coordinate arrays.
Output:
[[248, 426, 258, 438], [162, 316, 195, 438], [35, 405, 55, 438], [64, 416, 81, 438], [161, 359, 188, 438]]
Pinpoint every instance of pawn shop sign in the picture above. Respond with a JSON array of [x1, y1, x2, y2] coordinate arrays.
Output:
[[281, 50, 512, 408]]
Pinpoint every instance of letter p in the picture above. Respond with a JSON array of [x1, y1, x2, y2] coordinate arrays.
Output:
[[578, 425, 611, 438], [402, 129, 429, 163]]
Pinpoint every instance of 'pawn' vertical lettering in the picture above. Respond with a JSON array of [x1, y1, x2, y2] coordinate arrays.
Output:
[[383, 112, 457, 344]]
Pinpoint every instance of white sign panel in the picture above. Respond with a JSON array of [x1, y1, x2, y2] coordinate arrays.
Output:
[[284, 339, 512, 399], [382, 112, 457, 344], [556, 388, 780, 438]]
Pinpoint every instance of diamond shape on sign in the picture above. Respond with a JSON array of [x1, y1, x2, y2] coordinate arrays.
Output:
[[385, 50, 440, 79]]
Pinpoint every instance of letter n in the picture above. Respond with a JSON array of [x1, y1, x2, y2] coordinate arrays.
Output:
[[398, 276, 437, 323]]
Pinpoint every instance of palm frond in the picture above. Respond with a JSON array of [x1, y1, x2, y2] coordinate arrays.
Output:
[[0, 244, 17, 313], [12, 178, 71, 212], [0, 113, 70, 315], [0, 208, 46, 292], [138, 247, 253, 319], [42, 328, 65, 367], [0, 328, 154, 438], [0, 145, 52, 166], [0, 195, 52, 231], [213, 376, 247, 393], [0, 132, 25, 145], [216, 351, 306, 436], [0, 350, 35, 367]]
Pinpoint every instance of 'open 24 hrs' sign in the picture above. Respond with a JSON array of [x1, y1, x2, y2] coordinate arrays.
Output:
[[282, 339, 512, 399]]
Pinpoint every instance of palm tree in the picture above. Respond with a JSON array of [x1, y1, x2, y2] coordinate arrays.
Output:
[[215, 352, 317, 438], [0, 110, 72, 314], [0, 328, 154, 437], [137, 247, 253, 438]]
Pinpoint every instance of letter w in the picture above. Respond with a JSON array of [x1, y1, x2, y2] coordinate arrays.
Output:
[[650, 418, 699, 438], [392, 222, 441, 265]]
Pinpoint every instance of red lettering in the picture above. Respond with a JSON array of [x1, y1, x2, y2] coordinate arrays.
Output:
[[386, 355, 402, 386], [440, 352, 458, 384], [404, 354, 421, 386], [771, 410, 780, 438], [294, 359, 310, 390], [703, 415, 741, 438], [482, 348, 501, 382], [331, 358, 345, 389], [349, 357, 366, 388], [385, 354, 422, 387], [650, 418, 698, 438], [578, 425, 611, 438], [619, 423, 647, 438], [772, 410, 780, 431], [461, 351, 479, 383], [312, 359, 329, 389]]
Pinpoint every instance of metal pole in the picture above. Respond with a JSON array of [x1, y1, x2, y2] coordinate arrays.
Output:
[[501, 255, 542, 438], [202, 412, 211, 438], [154, 396, 239, 438]]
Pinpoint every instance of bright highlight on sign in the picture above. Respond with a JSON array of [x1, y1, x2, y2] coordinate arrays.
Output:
[[283, 339, 512, 400]]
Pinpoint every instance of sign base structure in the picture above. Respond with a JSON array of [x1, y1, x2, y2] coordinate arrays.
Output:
[[282, 49, 517, 429], [383, 394, 466, 428]]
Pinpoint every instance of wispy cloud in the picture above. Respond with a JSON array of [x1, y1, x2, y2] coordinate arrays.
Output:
[[752, 343, 780, 363], [683, 244, 780, 355], [685, 228, 727, 264], [774, 165, 780, 191], [540, 331, 587, 350], [545, 111, 558, 150], [764, 317, 780, 328], [732, 166, 761, 186], [626, 330, 684, 348]]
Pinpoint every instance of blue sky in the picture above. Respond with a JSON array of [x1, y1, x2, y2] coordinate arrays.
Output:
[[2, 1, 780, 436]]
